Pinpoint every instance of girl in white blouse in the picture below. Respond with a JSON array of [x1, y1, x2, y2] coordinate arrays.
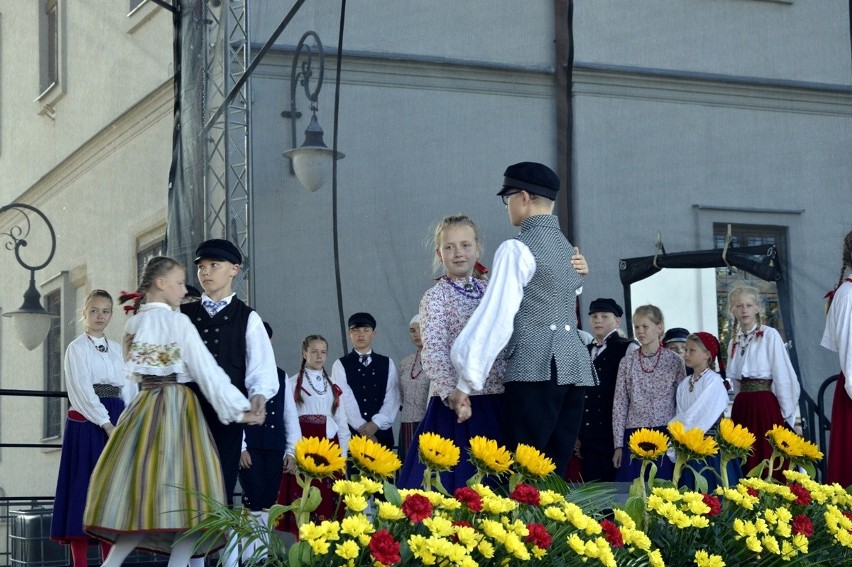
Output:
[[276, 335, 349, 535], [50, 289, 138, 566], [727, 285, 800, 477]]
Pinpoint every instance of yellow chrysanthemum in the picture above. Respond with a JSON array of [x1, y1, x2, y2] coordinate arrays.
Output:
[[468, 436, 513, 474], [694, 550, 725, 567], [334, 539, 360, 561], [628, 428, 669, 460], [348, 435, 402, 478], [294, 436, 346, 478], [418, 432, 461, 471], [669, 421, 718, 458], [514, 443, 556, 477]]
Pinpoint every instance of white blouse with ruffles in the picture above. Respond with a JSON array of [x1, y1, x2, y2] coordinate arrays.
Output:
[[124, 302, 250, 424], [822, 280, 852, 398], [284, 368, 350, 457], [671, 368, 729, 433], [65, 333, 138, 426]]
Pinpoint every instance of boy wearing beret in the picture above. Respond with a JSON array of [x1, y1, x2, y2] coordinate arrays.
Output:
[[573, 298, 637, 482], [449, 161, 595, 473], [179, 239, 278, 510], [332, 312, 400, 449]]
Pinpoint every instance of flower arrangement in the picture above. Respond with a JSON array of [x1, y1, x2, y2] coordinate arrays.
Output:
[[188, 422, 851, 567]]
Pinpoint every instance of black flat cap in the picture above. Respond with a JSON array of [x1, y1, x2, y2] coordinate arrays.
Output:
[[498, 161, 560, 200], [663, 327, 690, 344], [184, 284, 202, 299], [588, 297, 624, 317], [348, 312, 376, 329], [194, 239, 242, 265]]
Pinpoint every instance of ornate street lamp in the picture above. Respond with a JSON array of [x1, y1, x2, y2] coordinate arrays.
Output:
[[1, 203, 57, 350], [282, 31, 344, 192]]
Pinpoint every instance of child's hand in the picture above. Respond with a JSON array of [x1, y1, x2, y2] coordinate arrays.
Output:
[[571, 247, 589, 276], [283, 454, 296, 474], [242, 410, 264, 425], [239, 450, 252, 469]]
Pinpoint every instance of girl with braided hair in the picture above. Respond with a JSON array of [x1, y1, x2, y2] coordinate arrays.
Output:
[[822, 229, 852, 487], [275, 334, 348, 535], [726, 285, 800, 478], [83, 256, 261, 566]]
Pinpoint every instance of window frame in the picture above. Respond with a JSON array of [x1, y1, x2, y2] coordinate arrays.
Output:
[[35, 0, 65, 111]]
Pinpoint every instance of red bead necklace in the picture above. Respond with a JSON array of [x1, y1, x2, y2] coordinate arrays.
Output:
[[638, 345, 663, 374]]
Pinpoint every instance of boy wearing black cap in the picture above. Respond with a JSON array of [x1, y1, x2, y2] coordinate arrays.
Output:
[[332, 312, 400, 449], [449, 161, 596, 473], [573, 298, 637, 482], [179, 239, 278, 513]]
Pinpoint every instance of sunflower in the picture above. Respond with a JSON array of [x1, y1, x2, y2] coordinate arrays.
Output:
[[766, 425, 806, 459], [469, 436, 513, 475], [795, 438, 824, 462], [668, 421, 718, 458], [417, 432, 460, 471], [628, 428, 669, 460], [348, 435, 402, 478], [514, 443, 556, 478], [717, 418, 755, 459], [294, 436, 347, 478]]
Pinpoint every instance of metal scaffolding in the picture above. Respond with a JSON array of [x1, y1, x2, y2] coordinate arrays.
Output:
[[203, 0, 252, 301]]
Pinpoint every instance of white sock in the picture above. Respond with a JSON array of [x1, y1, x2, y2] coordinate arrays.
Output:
[[101, 534, 144, 567], [188, 557, 205, 567]]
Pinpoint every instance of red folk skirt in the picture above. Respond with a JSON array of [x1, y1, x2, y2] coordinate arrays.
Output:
[[731, 385, 787, 480], [827, 372, 852, 488], [274, 416, 343, 537]]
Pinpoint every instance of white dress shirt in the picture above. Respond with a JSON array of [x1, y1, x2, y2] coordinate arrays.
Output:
[[331, 350, 400, 430], [822, 279, 852, 398], [199, 293, 279, 402]]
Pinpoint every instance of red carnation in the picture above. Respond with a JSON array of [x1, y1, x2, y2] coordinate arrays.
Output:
[[702, 493, 721, 517], [600, 519, 624, 548], [454, 487, 483, 512], [788, 483, 812, 506], [524, 522, 552, 549], [509, 483, 541, 507], [402, 493, 433, 524], [843, 510, 852, 522], [369, 530, 401, 566], [747, 487, 759, 498], [791, 514, 814, 538]]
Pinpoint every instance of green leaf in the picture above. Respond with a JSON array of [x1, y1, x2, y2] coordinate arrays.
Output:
[[384, 480, 402, 506], [288, 541, 310, 567], [303, 485, 322, 513], [623, 495, 646, 530]]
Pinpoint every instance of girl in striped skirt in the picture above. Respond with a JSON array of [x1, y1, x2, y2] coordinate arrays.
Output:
[[83, 256, 263, 566]]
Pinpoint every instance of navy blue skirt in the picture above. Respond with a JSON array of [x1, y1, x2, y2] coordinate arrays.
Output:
[[615, 427, 674, 483], [397, 395, 503, 493], [679, 453, 742, 492], [51, 398, 124, 542]]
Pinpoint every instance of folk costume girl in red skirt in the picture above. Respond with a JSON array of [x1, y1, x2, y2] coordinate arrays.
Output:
[[276, 335, 349, 535], [727, 285, 800, 478], [822, 230, 852, 487]]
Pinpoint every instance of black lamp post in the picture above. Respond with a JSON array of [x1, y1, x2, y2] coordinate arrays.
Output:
[[0, 203, 57, 350], [282, 31, 344, 192]]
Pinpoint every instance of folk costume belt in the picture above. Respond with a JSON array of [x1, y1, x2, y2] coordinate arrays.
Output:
[[299, 414, 327, 424], [140, 374, 179, 390], [93, 384, 121, 398], [739, 378, 773, 392]]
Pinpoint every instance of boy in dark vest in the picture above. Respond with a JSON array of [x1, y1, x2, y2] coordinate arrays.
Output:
[[332, 312, 400, 450], [179, 239, 278, 504], [449, 161, 595, 473], [572, 298, 637, 482]]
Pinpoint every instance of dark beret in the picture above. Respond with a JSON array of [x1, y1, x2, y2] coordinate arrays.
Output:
[[194, 239, 242, 265], [184, 284, 202, 299], [663, 327, 690, 344], [348, 312, 376, 329], [588, 297, 624, 317], [497, 161, 560, 200]]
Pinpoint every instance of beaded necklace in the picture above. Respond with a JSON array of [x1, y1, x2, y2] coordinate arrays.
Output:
[[638, 345, 663, 374], [688, 368, 709, 393], [304, 369, 329, 396], [442, 276, 484, 299], [410, 350, 423, 380], [736, 326, 761, 356], [86, 333, 109, 353]]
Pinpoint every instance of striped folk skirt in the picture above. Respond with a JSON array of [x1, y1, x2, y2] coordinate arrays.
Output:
[[83, 382, 227, 557]]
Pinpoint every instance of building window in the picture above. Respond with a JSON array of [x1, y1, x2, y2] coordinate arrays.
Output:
[[43, 290, 63, 440], [39, 0, 59, 97], [714, 223, 788, 357], [136, 239, 167, 282]]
